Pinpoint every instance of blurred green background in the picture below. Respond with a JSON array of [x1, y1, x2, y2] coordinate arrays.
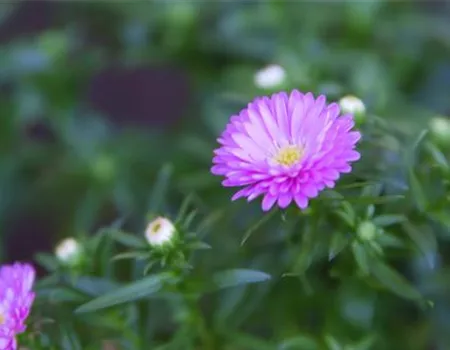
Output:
[[1, 1, 450, 349]]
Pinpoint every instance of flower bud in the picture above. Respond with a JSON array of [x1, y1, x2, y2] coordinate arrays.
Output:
[[55, 237, 83, 266], [145, 217, 176, 248], [357, 221, 377, 241], [429, 116, 450, 148], [254, 64, 286, 89], [339, 95, 366, 125]]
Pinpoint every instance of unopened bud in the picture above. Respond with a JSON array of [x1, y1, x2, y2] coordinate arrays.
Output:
[[339, 95, 366, 125], [254, 64, 286, 89], [55, 238, 83, 266], [429, 116, 450, 148], [145, 217, 176, 248], [357, 221, 377, 241]]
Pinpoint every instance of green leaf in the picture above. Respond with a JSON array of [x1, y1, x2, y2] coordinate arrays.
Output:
[[376, 232, 404, 248], [324, 335, 343, 350], [329, 232, 350, 260], [111, 251, 150, 261], [35, 253, 59, 272], [410, 129, 429, 160], [402, 222, 437, 268], [212, 269, 271, 290], [75, 273, 174, 313], [148, 163, 172, 213], [185, 241, 212, 250], [175, 193, 194, 224], [345, 195, 405, 205], [334, 201, 356, 228], [182, 209, 198, 230], [278, 335, 319, 350], [109, 230, 147, 249], [350, 335, 377, 350], [370, 260, 422, 301], [226, 332, 274, 350], [36, 287, 87, 303], [372, 215, 406, 227], [241, 209, 277, 245], [351, 242, 370, 275], [408, 168, 427, 212], [426, 142, 449, 169]]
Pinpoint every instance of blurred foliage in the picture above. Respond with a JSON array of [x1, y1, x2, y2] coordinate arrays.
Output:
[[1, 1, 450, 350]]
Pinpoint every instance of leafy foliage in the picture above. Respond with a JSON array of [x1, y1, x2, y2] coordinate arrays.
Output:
[[1, 1, 450, 350]]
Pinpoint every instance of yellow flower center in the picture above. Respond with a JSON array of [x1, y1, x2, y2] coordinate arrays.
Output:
[[273, 145, 303, 166], [148, 220, 163, 236], [0, 312, 4, 325]]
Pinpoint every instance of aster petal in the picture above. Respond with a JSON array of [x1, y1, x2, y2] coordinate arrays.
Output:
[[278, 193, 293, 208], [262, 193, 278, 211], [231, 188, 251, 201], [294, 194, 309, 209]]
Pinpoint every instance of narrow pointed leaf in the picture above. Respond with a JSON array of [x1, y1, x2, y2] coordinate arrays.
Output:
[[109, 230, 147, 249], [75, 273, 174, 313], [351, 242, 370, 275], [402, 222, 437, 268], [148, 163, 172, 213], [370, 260, 422, 301], [329, 232, 350, 260], [408, 169, 427, 211], [372, 215, 406, 227], [241, 209, 277, 245], [112, 251, 150, 261], [212, 269, 271, 290]]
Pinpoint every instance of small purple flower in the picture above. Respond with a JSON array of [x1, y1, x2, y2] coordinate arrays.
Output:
[[0, 263, 35, 350], [211, 90, 361, 211]]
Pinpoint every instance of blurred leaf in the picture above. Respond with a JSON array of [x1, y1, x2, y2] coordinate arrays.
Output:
[[370, 260, 422, 301], [226, 332, 274, 350], [349, 335, 377, 350], [72, 277, 122, 297], [59, 325, 83, 350], [35, 253, 60, 272], [351, 241, 371, 275], [426, 142, 449, 169], [109, 230, 147, 249], [376, 232, 405, 248], [372, 215, 406, 227], [36, 287, 87, 303], [329, 232, 350, 260], [402, 222, 437, 268], [408, 169, 427, 212], [345, 195, 405, 205], [241, 209, 277, 245], [212, 268, 271, 290], [324, 335, 343, 350], [175, 194, 194, 224], [75, 273, 175, 313], [147, 163, 173, 214], [278, 335, 319, 350], [185, 241, 212, 250], [112, 251, 150, 261]]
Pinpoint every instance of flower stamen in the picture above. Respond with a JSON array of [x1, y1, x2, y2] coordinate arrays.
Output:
[[273, 145, 303, 166]]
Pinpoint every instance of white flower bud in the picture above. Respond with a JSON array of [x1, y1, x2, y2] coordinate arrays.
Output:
[[55, 238, 83, 265], [339, 95, 366, 124], [254, 64, 286, 89], [145, 217, 176, 247], [429, 116, 450, 148]]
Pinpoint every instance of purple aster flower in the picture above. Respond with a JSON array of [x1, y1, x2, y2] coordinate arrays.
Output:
[[211, 90, 361, 211], [0, 263, 35, 350]]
